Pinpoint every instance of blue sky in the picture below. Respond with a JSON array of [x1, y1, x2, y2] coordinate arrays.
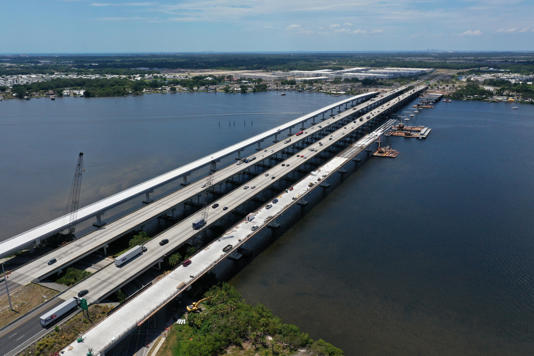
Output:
[[2, 0, 533, 53]]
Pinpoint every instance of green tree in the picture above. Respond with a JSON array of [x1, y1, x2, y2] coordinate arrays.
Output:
[[129, 231, 151, 248], [168, 252, 182, 267]]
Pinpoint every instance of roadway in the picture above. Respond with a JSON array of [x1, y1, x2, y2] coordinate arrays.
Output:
[[0, 298, 63, 356], [0, 92, 377, 259], [59, 85, 424, 305], [60, 113, 410, 355], [7, 90, 405, 287]]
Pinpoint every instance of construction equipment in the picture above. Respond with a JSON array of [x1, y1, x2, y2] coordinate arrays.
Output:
[[186, 297, 211, 312], [65, 152, 84, 234]]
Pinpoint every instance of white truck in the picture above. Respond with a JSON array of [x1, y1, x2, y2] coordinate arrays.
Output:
[[40, 297, 78, 327], [115, 245, 146, 267]]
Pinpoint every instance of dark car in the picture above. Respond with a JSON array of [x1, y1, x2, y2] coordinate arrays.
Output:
[[272, 198, 278, 204], [142, 246, 148, 252], [223, 206, 228, 211], [182, 259, 192, 267], [212, 203, 219, 209], [266, 204, 272, 209], [159, 239, 169, 246], [78, 289, 89, 298], [223, 244, 232, 253], [251, 225, 259, 231], [48, 258, 57, 265]]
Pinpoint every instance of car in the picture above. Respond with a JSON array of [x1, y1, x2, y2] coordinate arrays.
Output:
[[201, 184, 207, 188], [266, 204, 272, 209], [271, 176, 275, 179], [212, 203, 219, 208], [223, 206, 228, 211], [159, 239, 169, 246], [78, 289, 89, 298], [142, 246, 148, 252], [244, 186, 249, 190], [223, 244, 232, 253], [251, 186, 256, 189], [48, 258, 57, 265], [251, 225, 259, 231], [289, 187, 294, 191], [282, 163, 285, 167], [272, 198, 279, 204], [264, 173, 269, 176], [182, 259, 192, 267]]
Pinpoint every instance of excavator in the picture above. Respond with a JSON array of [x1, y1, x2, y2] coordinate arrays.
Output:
[[186, 297, 211, 313]]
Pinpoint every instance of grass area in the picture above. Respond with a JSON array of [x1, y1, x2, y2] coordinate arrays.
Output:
[[0, 283, 57, 328], [55, 267, 91, 286], [158, 283, 343, 356], [21, 304, 114, 356]]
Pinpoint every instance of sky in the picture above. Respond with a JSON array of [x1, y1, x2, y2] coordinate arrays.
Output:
[[2, 0, 533, 53]]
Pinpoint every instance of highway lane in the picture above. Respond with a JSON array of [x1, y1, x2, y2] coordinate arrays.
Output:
[[0, 93, 377, 259], [60, 86, 421, 304], [0, 298, 62, 356], [8, 90, 399, 287]]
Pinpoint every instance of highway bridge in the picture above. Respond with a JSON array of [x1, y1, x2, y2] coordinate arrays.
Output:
[[0, 92, 377, 259], [62, 86, 426, 355], [5, 88, 408, 289], [0, 84, 426, 356]]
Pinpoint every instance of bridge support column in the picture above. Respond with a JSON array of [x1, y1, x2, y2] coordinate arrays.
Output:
[[288, 127, 293, 136], [236, 149, 243, 160], [181, 174, 189, 186], [93, 213, 106, 228], [143, 190, 153, 204], [300, 121, 305, 130], [103, 244, 109, 256], [210, 161, 217, 173], [256, 140, 263, 151], [274, 133, 279, 143]]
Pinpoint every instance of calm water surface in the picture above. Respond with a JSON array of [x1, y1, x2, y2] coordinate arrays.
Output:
[[2, 94, 534, 355], [232, 101, 534, 355], [0, 92, 344, 239]]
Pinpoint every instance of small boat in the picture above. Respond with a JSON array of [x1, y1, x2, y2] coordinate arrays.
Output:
[[281, 93, 286, 96], [410, 114, 415, 118], [512, 106, 519, 110]]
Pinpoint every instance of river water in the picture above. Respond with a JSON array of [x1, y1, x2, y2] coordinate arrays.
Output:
[[2, 93, 534, 355]]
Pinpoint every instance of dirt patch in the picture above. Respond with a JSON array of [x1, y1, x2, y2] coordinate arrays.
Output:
[[0, 283, 57, 328], [20, 304, 114, 356]]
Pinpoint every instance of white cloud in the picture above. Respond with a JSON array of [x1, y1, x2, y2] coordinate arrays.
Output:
[[460, 29, 482, 36], [286, 24, 301, 30]]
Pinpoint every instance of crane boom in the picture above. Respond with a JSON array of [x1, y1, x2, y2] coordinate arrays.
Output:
[[66, 152, 84, 234]]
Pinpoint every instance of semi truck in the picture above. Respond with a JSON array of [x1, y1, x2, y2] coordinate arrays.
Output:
[[115, 245, 146, 267], [40, 297, 78, 327]]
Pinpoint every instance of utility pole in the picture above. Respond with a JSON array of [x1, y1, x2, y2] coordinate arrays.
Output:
[[2, 263, 13, 311]]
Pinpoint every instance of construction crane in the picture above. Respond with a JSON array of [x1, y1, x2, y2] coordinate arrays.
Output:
[[65, 152, 84, 235]]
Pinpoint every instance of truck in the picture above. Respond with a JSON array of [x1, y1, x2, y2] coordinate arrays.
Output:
[[115, 245, 145, 267], [192, 218, 206, 230], [40, 297, 78, 327]]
